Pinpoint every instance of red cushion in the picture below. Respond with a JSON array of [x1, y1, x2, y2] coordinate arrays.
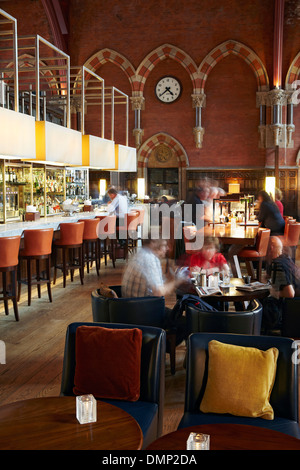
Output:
[[73, 325, 142, 401]]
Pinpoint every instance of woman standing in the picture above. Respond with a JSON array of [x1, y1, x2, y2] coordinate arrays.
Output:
[[257, 190, 285, 235], [275, 188, 284, 217]]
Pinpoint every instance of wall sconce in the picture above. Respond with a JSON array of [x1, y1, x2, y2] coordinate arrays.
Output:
[[265, 176, 276, 200], [228, 183, 240, 194], [137, 178, 145, 200], [99, 179, 106, 197]]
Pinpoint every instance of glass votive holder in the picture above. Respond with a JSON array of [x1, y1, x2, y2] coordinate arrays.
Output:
[[186, 432, 210, 450], [76, 394, 97, 424]]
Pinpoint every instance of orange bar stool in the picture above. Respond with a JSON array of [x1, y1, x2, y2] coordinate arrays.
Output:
[[96, 215, 116, 268], [283, 222, 300, 261], [238, 228, 271, 281], [18, 229, 54, 306], [126, 211, 140, 258], [78, 218, 100, 276], [0, 236, 21, 321], [53, 222, 84, 288]]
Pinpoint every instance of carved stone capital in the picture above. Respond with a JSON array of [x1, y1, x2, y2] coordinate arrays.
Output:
[[193, 126, 205, 148], [70, 97, 82, 114], [133, 128, 144, 149], [286, 124, 295, 145], [267, 88, 287, 107], [130, 96, 145, 111], [191, 93, 206, 108]]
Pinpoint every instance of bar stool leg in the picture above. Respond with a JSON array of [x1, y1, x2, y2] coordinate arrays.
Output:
[[95, 240, 100, 276], [46, 255, 52, 303], [2, 272, 9, 316], [11, 270, 19, 321], [79, 246, 84, 285], [36, 259, 41, 298], [62, 248, 67, 288], [27, 258, 32, 307], [17, 261, 22, 301], [53, 249, 57, 285]]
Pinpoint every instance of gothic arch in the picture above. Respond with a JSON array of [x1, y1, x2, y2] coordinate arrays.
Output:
[[198, 40, 269, 92], [285, 51, 300, 89], [138, 132, 189, 168], [135, 44, 199, 94], [82, 48, 136, 92]]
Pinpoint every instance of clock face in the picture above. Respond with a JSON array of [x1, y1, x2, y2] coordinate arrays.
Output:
[[155, 76, 182, 103]]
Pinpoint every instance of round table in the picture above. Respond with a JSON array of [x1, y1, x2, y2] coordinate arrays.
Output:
[[0, 397, 143, 450], [146, 424, 300, 450]]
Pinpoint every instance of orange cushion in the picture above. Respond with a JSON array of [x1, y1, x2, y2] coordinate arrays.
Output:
[[239, 249, 260, 258], [73, 325, 142, 401]]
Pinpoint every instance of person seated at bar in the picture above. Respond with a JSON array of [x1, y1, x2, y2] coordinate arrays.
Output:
[[122, 235, 188, 343], [257, 190, 285, 235], [189, 236, 230, 276], [275, 187, 284, 217], [261, 236, 299, 333], [187, 184, 210, 226]]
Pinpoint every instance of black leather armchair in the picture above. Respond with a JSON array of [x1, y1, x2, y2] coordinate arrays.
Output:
[[91, 286, 180, 375], [178, 332, 300, 438], [186, 299, 263, 336], [60, 322, 166, 449], [282, 298, 300, 338]]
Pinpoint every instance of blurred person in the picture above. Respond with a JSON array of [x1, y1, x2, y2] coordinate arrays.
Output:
[[275, 188, 284, 217], [107, 188, 128, 246], [189, 236, 230, 276], [187, 185, 210, 226], [261, 236, 299, 333], [122, 236, 188, 343], [257, 190, 285, 235]]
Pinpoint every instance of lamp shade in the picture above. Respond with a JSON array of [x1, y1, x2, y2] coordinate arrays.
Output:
[[114, 144, 137, 172], [228, 183, 240, 194], [137, 178, 145, 199], [82, 134, 116, 169], [265, 176, 276, 200], [35, 121, 82, 165], [0, 107, 36, 159]]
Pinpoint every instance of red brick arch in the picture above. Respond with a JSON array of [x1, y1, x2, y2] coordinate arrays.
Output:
[[138, 133, 189, 168], [198, 40, 269, 92], [285, 51, 300, 88], [135, 44, 200, 94], [82, 48, 136, 92]]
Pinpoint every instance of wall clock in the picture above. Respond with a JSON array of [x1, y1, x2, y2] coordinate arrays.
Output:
[[155, 76, 182, 103]]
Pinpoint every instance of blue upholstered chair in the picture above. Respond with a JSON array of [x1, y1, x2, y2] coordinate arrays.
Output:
[[186, 299, 263, 336], [60, 322, 166, 449], [178, 332, 300, 439], [91, 286, 181, 375]]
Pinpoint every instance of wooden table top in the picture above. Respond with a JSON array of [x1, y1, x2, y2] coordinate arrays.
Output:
[[147, 423, 300, 450], [0, 396, 143, 450], [204, 224, 259, 245]]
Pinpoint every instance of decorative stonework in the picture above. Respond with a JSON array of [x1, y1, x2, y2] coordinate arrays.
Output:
[[191, 93, 206, 108], [155, 144, 172, 163], [130, 96, 145, 111], [267, 88, 287, 107], [132, 128, 144, 149], [193, 127, 205, 149]]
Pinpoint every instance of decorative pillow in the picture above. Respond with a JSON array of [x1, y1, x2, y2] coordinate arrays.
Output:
[[199, 340, 279, 420], [73, 325, 142, 401], [98, 283, 118, 298]]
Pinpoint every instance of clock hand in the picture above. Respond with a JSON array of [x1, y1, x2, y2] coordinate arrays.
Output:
[[165, 86, 174, 96]]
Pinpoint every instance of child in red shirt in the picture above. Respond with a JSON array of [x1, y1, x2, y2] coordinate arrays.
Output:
[[189, 236, 229, 275]]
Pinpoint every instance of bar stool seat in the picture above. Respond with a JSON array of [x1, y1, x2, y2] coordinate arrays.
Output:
[[78, 218, 100, 276], [0, 236, 21, 321], [18, 229, 54, 306], [53, 222, 84, 288]]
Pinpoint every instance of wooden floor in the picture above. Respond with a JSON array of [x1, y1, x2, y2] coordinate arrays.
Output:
[[0, 251, 186, 436]]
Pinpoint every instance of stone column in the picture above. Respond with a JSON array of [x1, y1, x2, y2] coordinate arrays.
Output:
[[192, 93, 206, 148], [267, 88, 286, 146], [256, 91, 268, 147]]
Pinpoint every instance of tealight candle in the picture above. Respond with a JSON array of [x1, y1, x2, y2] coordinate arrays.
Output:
[[186, 432, 210, 450], [76, 394, 97, 424]]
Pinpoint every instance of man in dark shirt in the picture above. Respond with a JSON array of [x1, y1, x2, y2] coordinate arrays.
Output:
[[261, 236, 296, 333]]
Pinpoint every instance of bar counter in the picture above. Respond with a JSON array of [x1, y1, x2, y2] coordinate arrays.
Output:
[[0, 211, 107, 237]]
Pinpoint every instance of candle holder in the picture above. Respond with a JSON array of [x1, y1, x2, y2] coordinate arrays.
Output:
[[76, 394, 97, 424], [187, 432, 210, 450]]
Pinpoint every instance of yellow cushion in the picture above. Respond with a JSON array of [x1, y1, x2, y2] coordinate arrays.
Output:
[[199, 340, 279, 420]]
